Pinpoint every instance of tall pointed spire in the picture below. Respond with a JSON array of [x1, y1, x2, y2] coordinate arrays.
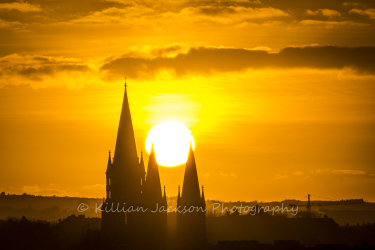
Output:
[[106, 150, 112, 174], [181, 141, 201, 203], [143, 144, 163, 205], [176, 140, 206, 249], [108, 82, 141, 202], [102, 80, 145, 242], [113, 82, 138, 167]]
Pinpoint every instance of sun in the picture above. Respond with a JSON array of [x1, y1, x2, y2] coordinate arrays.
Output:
[[146, 122, 195, 167]]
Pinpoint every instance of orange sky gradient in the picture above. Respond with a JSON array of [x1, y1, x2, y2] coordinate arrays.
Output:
[[1, 0, 375, 202]]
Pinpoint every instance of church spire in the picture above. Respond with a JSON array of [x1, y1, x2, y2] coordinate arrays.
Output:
[[143, 144, 163, 205], [181, 141, 201, 203], [176, 140, 206, 248], [201, 185, 205, 200], [113, 82, 138, 167], [106, 150, 112, 174]]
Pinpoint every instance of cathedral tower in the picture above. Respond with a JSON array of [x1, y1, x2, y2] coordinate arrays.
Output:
[[176, 142, 206, 248], [101, 84, 143, 243], [141, 144, 167, 249]]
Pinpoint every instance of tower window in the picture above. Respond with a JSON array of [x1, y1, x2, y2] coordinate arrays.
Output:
[[109, 178, 111, 185], [109, 191, 111, 199]]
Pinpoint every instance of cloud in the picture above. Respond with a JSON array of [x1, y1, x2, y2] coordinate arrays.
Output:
[[185, 6, 290, 19], [0, 0, 374, 53], [148, 44, 191, 58], [0, 19, 23, 29], [331, 170, 367, 175], [299, 20, 367, 28], [101, 45, 375, 79], [275, 174, 288, 179], [0, 53, 98, 89], [67, 6, 155, 25], [63, 4, 290, 28], [307, 9, 341, 17], [343, 2, 362, 7], [0, 2, 42, 12], [2, 45, 374, 88], [307, 169, 374, 177], [349, 8, 375, 19], [0, 0, 374, 28], [0, 54, 91, 82], [293, 171, 304, 175], [310, 169, 325, 174], [220, 173, 237, 177], [82, 184, 106, 190], [21, 185, 70, 196]]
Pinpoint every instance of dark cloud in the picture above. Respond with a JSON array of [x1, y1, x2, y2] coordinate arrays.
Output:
[[150, 45, 185, 57], [259, 0, 375, 13], [1, 0, 375, 24], [196, 6, 240, 16], [100, 46, 375, 78], [0, 55, 91, 81], [186, 0, 375, 23], [0, 0, 124, 23], [16, 65, 90, 80], [0, 0, 375, 64]]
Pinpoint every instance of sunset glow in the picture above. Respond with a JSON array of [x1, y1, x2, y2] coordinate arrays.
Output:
[[0, 0, 375, 202], [146, 122, 195, 167]]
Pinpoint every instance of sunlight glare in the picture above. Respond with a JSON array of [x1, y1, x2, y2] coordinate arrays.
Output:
[[146, 122, 195, 167]]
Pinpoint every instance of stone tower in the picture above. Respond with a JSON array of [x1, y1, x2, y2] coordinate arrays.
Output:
[[101, 85, 143, 243], [176, 142, 206, 248]]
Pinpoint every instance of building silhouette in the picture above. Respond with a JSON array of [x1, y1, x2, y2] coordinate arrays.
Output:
[[101, 84, 205, 248], [3, 84, 375, 249], [101, 85, 149, 244], [102, 84, 166, 246], [141, 144, 168, 249], [176, 142, 206, 248]]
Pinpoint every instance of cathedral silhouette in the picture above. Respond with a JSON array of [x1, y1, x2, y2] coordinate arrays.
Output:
[[101, 84, 206, 249]]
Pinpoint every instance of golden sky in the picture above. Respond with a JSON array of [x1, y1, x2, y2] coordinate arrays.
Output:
[[1, 0, 375, 202]]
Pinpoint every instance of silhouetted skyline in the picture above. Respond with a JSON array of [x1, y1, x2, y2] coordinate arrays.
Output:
[[2, 1, 375, 248], [2, 87, 375, 249]]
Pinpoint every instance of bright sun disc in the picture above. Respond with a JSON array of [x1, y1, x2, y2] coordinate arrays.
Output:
[[146, 122, 195, 167]]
